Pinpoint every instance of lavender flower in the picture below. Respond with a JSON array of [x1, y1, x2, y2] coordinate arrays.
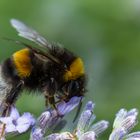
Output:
[[0, 106, 35, 134], [46, 132, 74, 140], [30, 96, 82, 140], [75, 101, 109, 140], [109, 108, 140, 140], [45, 101, 109, 140], [30, 128, 44, 140], [4, 99, 140, 140]]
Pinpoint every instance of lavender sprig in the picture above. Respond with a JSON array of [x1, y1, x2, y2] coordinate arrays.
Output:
[[46, 132, 74, 140], [45, 101, 109, 140], [109, 108, 140, 140], [2, 99, 140, 140], [0, 106, 35, 134], [30, 96, 82, 140], [75, 101, 109, 140]]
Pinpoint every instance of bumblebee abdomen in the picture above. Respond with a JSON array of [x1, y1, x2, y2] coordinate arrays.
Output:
[[0, 66, 13, 104], [12, 48, 32, 78]]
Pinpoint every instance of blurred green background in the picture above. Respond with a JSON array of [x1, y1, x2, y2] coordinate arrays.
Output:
[[0, 0, 140, 139]]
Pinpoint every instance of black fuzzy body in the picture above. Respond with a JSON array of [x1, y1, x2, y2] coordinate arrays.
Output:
[[1, 45, 86, 108]]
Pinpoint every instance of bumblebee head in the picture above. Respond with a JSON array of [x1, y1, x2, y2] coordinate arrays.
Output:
[[61, 57, 86, 99], [62, 76, 86, 99]]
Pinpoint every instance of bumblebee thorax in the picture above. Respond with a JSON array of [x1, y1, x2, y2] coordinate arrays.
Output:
[[63, 57, 85, 81]]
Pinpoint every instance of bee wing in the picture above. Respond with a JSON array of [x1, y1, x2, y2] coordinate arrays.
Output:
[[10, 19, 51, 49], [10, 19, 60, 64]]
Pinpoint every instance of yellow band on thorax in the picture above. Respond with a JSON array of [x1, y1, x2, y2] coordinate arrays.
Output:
[[13, 48, 32, 78], [64, 57, 85, 81]]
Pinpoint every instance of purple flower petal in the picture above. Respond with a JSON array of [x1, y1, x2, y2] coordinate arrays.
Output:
[[109, 128, 126, 140], [21, 113, 35, 125], [30, 128, 44, 140], [5, 124, 16, 133], [16, 113, 35, 133], [0, 117, 12, 125], [113, 108, 127, 129], [16, 122, 30, 133], [46, 132, 74, 140], [0, 106, 35, 134], [47, 115, 61, 128], [90, 120, 109, 136], [121, 116, 137, 133], [79, 131, 96, 140], [77, 110, 92, 136], [124, 131, 140, 139], [10, 106, 20, 120], [85, 101, 95, 111], [38, 111, 51, 129], [0, 117, 17, 133], [16, 125, 30, 134], [57, 96, 82, 116], [46, 133, 60, 140], [126, 108, 138, 118]]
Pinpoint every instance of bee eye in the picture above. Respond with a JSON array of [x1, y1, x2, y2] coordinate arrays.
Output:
[[68, 81, 79, 93], [61, 81, 81, 98], [64, 64, 67, 69], [73, 81, 79, 90], [75, 81, 80, 89]]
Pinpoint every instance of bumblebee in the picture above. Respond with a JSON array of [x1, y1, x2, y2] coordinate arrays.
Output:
[[0, 19, 86, 116]]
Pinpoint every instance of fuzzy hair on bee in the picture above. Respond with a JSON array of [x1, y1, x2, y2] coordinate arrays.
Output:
[[0, 19, 86, 117]]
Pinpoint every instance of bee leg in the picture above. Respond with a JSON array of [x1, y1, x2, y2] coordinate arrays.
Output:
[[44, 78, 57, 109], [0, 80, 23, 138], [48, 95, 57, 109], [44, 94, 57, 109], [1, 102, 11, 117], [2, 80, 24, 116]]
